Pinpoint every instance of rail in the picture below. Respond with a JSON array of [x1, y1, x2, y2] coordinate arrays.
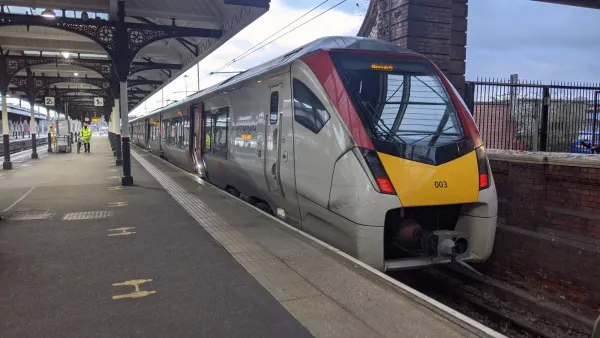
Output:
[[0, 137, 48, 154]]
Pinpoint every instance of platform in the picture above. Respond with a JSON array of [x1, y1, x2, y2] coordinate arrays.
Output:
[[0, 137, 504, 338]]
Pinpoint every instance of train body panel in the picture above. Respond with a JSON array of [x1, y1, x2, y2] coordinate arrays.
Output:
[[128, 36, 498, 272], [201, 67, 303, 225], [290, 60, 355, 209]]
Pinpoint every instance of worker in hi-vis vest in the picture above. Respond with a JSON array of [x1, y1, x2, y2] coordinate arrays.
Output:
[[80, 123, 92, 153], [205, 133, 211, 150]]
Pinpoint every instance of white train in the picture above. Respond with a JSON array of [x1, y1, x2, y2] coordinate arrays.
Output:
[[130, 36, 498, 271]]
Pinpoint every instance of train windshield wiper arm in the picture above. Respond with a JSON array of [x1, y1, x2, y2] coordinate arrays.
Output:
[[340, 75, 405, 143], [407, 126, 460, 145]]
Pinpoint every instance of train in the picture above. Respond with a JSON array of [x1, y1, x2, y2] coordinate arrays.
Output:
[[1, 101, 48, 135], [130, 36, 498, 271]]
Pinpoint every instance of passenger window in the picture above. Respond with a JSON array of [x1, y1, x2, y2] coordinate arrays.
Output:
[[203, 114, 213, 153], [213, 108, 229, 158], [292, 79, 330, 134], [269, 91, 279, 125], [170, 118, 178, 145], [183, 115, 190, 148], [176, 117, 183, 147], [161, 120, 168, 143]]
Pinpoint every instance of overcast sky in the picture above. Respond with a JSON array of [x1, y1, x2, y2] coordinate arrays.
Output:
[[130, 0, 600, 116]]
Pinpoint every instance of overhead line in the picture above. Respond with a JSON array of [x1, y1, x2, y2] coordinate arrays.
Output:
[[204, 0, 330, 77], [199, 0, 348, 84]]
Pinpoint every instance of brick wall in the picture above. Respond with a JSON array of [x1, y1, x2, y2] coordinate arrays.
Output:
[[481, 151, 600, 317], [358, 0, 469, 94]]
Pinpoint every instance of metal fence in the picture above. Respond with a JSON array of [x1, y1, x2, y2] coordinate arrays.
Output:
[[463, 76, 600, 153]]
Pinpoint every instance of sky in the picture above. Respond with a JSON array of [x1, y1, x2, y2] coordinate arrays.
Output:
[[129, 0, 600, 117]]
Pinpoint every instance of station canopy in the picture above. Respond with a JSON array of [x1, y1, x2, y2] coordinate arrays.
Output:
[[535, 0, 600, 9], [0, 0, 270, 119]]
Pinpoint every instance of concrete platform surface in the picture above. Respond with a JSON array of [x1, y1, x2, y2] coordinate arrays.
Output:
[[0, 137, 505, 338]]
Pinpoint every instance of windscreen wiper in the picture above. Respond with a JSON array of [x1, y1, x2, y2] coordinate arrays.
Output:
[[408, 126, 460, 146], [340, 75, 406, 144]]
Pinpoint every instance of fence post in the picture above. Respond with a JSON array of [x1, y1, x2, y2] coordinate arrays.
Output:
[[540, 86, 550, 152], [593, 91, 599, 146], [464, 82, 475, 114]]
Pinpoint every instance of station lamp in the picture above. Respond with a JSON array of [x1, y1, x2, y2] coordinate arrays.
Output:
[[41, 9, 56, 18]]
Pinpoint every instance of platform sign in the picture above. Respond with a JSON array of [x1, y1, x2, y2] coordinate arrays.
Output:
[[91, 117, 101, 123], [57, 120, 69, 135], [94, 97, 104, 106], [45, 97, 55, 106]]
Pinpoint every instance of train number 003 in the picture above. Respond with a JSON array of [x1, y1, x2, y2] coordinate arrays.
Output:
[[434, 181, 448, 188]]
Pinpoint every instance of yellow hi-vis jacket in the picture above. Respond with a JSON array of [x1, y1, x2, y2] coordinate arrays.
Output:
[[80, 127, 91, 143], [205, 134, 211, 149]]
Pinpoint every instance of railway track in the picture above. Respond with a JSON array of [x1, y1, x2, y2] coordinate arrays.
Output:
[[140, 143, 594, 338], [390, 265, 593, 338], [1, 138, 49, 155]]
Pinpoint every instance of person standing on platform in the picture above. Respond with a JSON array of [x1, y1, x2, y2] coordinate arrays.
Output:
[[80, 123, 92, 153]]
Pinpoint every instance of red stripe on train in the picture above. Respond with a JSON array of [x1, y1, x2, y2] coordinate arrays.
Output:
[[299, 51, 374, 150]]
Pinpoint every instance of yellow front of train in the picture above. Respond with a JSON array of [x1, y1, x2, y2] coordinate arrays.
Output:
[[328, 50, 498, 270]]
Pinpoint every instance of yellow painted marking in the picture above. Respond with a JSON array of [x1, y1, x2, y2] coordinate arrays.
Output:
[[108, 201, 128, 207], [112, 279, 155, 300], [378, 151, 479, 207], [108, 186, 123, 191], [108, 227, 136, 236], [108, 176, 120, 179]]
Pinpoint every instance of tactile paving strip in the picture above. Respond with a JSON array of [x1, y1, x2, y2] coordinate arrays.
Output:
[[62, 211, 113, 220]]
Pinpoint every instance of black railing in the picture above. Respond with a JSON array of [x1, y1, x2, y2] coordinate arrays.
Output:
[[464, 78, 600, 153]]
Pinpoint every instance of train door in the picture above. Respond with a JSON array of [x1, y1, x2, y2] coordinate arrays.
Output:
[[264, 85, 284, 196], [192, 102, 208, 177]]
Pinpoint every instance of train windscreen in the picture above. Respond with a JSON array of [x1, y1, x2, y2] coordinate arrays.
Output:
[[330, 52, 472, 163]]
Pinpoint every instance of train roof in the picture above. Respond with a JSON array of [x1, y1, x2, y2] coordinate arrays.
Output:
[[5, 102, 47, 120], [131, 36, 419, 123]]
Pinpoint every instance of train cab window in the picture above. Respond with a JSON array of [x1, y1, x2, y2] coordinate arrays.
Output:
[[292, 79, 330, 134], [329, 52, 463, 149]]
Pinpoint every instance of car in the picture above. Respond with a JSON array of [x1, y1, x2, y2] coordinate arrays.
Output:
[[571, 131, 600, 153]]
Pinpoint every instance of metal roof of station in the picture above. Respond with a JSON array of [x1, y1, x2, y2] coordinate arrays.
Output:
[[0, 0, 270, 118]]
